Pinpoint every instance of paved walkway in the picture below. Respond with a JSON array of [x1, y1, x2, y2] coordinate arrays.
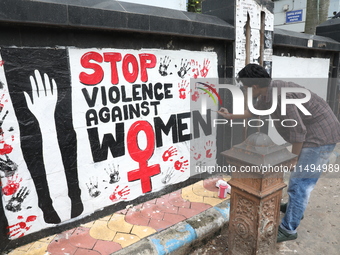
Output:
[[6, 175, 231, 255], [6, 144, 340, 255]]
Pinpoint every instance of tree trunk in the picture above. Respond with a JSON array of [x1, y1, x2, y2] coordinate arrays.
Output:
[[305, 0, 330, 34]]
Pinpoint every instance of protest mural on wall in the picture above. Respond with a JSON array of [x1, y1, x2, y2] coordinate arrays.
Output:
[[0, 47, 219, 239]]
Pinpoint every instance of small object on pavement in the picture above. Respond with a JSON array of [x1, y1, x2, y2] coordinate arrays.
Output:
[[216, 180, 231, 198], [215, 179, 227, 188], [218, 183, 229, 198]]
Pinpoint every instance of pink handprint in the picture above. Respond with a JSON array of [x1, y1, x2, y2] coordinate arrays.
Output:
[[109, 185, 130, 202], [162, 146, 178, 162], [191, 90, 200, 102], [190, 146, 202, 161], [204, 140, 215, 158], [174, 157, 189, 172], [2, 174, 22, 196], [7, 215, 37, 238], [200, 59, 210, 78]]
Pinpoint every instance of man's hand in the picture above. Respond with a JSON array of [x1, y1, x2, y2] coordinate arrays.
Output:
[[217, 107, 232, 119], [217, 108, 253, 119]]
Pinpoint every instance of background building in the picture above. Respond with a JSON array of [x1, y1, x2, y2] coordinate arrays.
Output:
[[274, 0, 340, 32]]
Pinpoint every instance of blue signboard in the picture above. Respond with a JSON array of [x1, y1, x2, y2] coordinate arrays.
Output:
[[286, 9, 303, 23]]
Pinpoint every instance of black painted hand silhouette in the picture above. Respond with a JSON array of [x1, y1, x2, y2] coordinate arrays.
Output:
[[177, 59, 190, 78], [159, 56, 171, 76], [6, 187, 30, 212]]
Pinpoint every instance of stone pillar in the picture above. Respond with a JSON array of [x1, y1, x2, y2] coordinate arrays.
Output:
[[221, 132, 297, 255]]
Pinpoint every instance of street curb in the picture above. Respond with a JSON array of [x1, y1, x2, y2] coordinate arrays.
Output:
[[112, 200, 230, 255]]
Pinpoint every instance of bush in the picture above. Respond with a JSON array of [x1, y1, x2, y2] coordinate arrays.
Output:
[[187, 0, 202, 13]]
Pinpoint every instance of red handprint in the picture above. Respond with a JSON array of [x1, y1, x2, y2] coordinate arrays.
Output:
[[191, 60, 200, 79], [200, 59, 210, 78], [174, 157, 189, 172], [162, 146, 178, 162], [0, 109, 12, 155], [178, 80, 189, 99], [7, 215, 37, 238], [0, 142, 13, 155], [191, 90, 200, 102], [190, 146, 202, 161], [109, 185, 130, 202], [2, 174, 22, 196], [0, 61, 4, 67], [204, 140, 215, 159], [0, 93, 6, 111]]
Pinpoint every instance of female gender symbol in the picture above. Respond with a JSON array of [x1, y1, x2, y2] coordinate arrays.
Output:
[[127, 121, 160, 193]]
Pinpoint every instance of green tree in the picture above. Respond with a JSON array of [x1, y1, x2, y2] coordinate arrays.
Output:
[[187, 0, 202, 13], [305, 0, 330, 34]]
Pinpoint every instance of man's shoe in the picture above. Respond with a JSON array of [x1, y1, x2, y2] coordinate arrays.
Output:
[[280, 203, 287, 213], [280, 203, 304, 220], [277, 226, 297, 243]]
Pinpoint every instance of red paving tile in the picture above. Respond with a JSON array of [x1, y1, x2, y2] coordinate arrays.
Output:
[[148, 198, 157, 204], [155, 197, 179, 214], [190, 202, 211, 212], [117, 203, 144, 215], [25, 184, 220, 255], [93, 240, 122, 255], [116, 208, 128, 215], [203, 178, 220, 192], [47, 237, 78, 255], [178, 207, 202, 218], [74, 248, 101, 255], [134, 203, 146, 210], [148, 218, 174, 231], [159, 193, 170, 200], [168, 192, 191, 208], [59, 228, 77, 238], [125, 210, 150, 226], [68, 227, 97, 249], [139, 204, 165, 220], [169, 189, 181, 196], [163, 213, 186, 224]]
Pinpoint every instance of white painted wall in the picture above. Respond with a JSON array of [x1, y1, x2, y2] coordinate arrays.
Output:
[[0, 47, 219, 238], [119, 0, 187, 11], [269, 55, 330, 145]]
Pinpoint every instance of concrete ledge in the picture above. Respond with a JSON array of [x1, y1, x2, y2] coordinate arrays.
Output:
[[274, 28, 340, 51], [112, 200, 230, 255], [0, 0, 234, 41]]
